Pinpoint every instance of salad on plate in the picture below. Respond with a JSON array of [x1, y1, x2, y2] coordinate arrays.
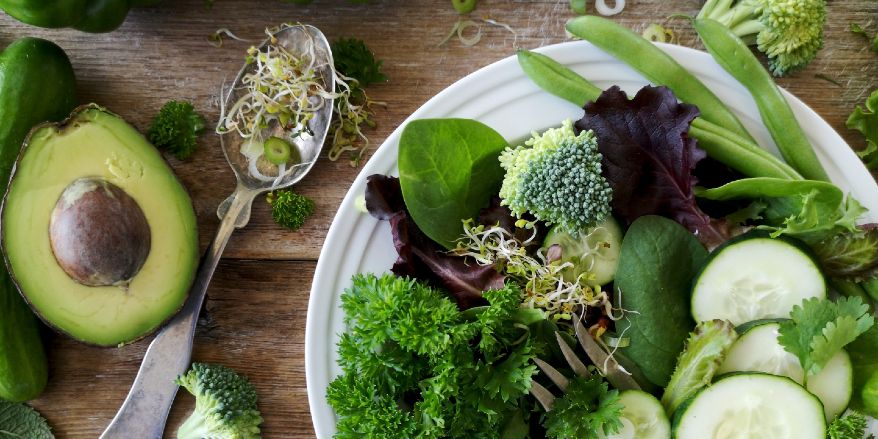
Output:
[[317, 16, 878, 439]]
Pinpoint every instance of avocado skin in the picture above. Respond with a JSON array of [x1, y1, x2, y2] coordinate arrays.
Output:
[[0, 37, 75, 402], [0, 0, 163, 33]]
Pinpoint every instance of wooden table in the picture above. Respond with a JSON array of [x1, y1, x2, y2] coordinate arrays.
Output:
[[0, 0, 875, 437]]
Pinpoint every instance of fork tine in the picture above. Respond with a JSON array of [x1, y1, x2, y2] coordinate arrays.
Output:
[[529, 381, 556, 411], [574, 318, 641, 390], [534, 358, 570, 392], [555, 331, 590, 378]]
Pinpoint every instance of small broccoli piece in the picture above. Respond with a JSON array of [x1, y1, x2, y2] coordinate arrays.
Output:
[[828, 411, 868, 439], [499, 119, 612, 234], [175, 362, 262, 439], [266, 189, 315, 231], [147, 100, 206, 160], [697, 0, 826, 76]]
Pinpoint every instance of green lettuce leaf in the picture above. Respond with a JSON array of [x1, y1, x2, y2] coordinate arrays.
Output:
[[696, 177, 865, 242], [661, 320, 738, 414], [848, 89, 878, 170]]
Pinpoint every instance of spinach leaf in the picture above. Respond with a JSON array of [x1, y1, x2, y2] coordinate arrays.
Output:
[[614, 215, 708, 387], [399, 119, 508, 249]]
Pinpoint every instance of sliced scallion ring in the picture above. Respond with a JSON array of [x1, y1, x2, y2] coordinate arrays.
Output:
[[264, 136, 295, 165]]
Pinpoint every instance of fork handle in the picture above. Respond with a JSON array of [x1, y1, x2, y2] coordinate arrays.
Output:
[[100, 186, 257, 439]]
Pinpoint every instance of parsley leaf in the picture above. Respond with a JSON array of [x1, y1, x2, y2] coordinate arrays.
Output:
[[778, 296, 875, 376], [543, 375, 624, 439], [828, 411, 869, 439], [328, 273, 539, 438], [331, 38, 387, 88], [147, 100, 206, 160]]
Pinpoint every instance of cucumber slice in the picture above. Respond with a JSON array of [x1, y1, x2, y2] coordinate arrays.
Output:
[[672, 373, 826, 439], [600, 390, 670, 439], [263, 136, 297, 165], [718, 321, 852, 421], [541, 216, 623, 285], [691, 234, 826, 325]]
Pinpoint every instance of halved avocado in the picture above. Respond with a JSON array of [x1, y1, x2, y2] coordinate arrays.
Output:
[[1, 105, 198, 347]]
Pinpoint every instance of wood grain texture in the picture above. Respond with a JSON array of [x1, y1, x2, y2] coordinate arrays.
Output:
[[0, 0, 876, 437], [29, 260, 315, 438]]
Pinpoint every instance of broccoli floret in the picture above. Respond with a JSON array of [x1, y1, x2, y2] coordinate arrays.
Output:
[[697, 0, 826, 76], [175, 362, 263, 439], [498, 119, 612, 234], [147, 100, 206, 160], [266, 189, 315, 231]]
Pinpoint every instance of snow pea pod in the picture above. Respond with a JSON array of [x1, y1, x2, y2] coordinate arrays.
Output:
[[695, 18, 829, 182], [565, 15, 756, 144], [517, 49, 801, 180]]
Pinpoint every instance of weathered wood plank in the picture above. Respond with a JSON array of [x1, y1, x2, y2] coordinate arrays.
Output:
[[28, 259, 315, 438]]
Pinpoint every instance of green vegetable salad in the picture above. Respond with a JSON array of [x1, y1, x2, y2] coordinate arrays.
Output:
[[326, 16, 878, 439]]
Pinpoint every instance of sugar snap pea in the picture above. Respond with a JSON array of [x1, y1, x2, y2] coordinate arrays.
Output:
[[565, 15, 756, 144], [517, 49, 801, 180], [694, 18, 829, 182]]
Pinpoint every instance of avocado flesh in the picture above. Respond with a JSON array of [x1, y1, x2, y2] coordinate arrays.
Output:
[[1, 106, 199, 347]]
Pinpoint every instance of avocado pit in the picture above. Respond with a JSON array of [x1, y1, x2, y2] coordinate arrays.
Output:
[[49, 177, 151, 287]]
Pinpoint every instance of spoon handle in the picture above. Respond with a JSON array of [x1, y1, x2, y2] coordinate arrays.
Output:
[[100, 186, 258, 439]]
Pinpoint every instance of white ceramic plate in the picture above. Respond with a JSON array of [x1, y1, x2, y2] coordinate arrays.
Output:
[[304, 41, 878, 438]]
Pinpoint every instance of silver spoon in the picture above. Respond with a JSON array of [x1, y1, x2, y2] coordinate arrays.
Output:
[[101, 24, 334, 439]]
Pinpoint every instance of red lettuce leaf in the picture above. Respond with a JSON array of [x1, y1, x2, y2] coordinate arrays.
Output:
[[365, 174, 505, 309], [575, 85, 729, 248]]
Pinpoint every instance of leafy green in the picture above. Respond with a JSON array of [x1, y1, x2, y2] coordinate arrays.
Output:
[[828, 411, 868, 439], [266, 189, 314, 231], [850, 23, 878, 53], [0, 400, 53, 439], [327, 273, 541, 438], [697, 177, 865, 242], [147, 100, 206, 160], [848, 89, 878, 171], [542, 375, 624, 439], [398, 119, 508, 248], [614, 215, 709, 387], [777, 296, 875, 376], [848, 325, 878, 417], [332, 38, 387, 88], [661, 319, 738, 414], [814, 225, 878, 281]]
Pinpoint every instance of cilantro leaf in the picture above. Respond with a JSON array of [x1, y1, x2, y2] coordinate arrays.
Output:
[[543, 375, 624, 439], [0, 400, 53, 439], [778, 296, 875, 376]]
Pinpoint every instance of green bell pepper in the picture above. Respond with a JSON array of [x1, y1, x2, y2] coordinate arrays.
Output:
[[0, 0, 162, 33]]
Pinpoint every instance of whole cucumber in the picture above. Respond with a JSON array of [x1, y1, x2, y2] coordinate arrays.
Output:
[[0, 37, 76, 401]]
